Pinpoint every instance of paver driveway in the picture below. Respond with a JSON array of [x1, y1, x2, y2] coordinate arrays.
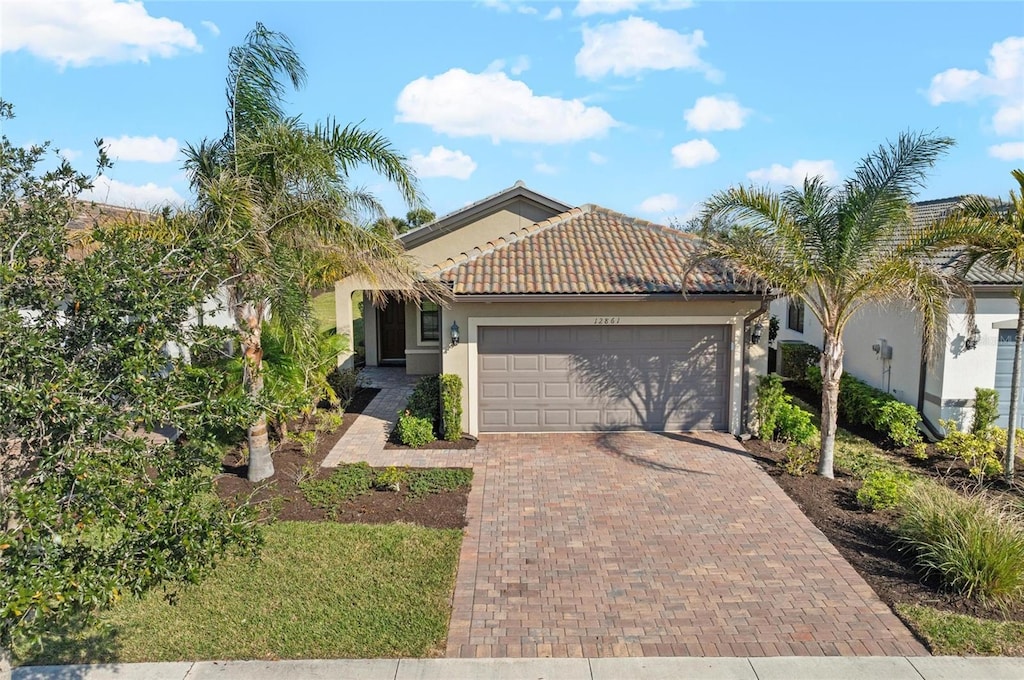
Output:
[[446, 432, 926, 658]]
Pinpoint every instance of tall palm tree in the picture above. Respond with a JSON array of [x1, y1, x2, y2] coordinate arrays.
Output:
[[185, 23, 443, 481], [696, 132, 987, 478], [946, 169, 1024, 482]]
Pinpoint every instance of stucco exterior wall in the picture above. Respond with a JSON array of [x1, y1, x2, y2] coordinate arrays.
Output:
[[440, 297, 764, 436], [840, 302, 924, 407]]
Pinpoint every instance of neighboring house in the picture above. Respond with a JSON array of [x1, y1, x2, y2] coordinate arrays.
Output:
[[771, 197, 1023, 433], [335, 182, 770, 437]]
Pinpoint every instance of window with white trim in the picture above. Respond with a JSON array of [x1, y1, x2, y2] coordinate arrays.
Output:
[[420, 301, 439, 342]]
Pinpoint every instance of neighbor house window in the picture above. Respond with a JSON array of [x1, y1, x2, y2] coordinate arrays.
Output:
[[787, 300, 805, 333], [420, 301, 439, 342]]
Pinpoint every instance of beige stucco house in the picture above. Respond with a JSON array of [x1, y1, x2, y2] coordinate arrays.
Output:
[[335, 182, 770, 437]]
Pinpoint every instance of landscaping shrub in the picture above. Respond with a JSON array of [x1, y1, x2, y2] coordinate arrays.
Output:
[[857, 467, 915, 511], [937, 420, 1003, 484], [835, 443, 891, 479], [805, 366, 921, 447], [897, 483, 1024, 604], [300, 462, 375, 512], [783, 444, 817, 476], [779, 341, 821, 381], [407, 375, 440, 423], [407, 468, 473, 498], [374, 465, 409, 492], [326, 367, 362, 409], [755, 375, 818, 445], [972, 388, 1000, 434], [440, 373, 463, 442], [776, 402, 818, 445], [397, 411, 435, 448]]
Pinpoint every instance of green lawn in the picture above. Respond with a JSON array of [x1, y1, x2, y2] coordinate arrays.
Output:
[[22, 522, 462, 664], [311, 288, 337, 334], [896, 604, 1024, 656]]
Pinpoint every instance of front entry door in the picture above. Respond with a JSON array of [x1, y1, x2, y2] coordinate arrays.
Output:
[[378, 301, 406, 364]]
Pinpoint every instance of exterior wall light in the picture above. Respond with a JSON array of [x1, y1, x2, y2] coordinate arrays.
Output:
[[965, 324, 981, 351], [750, 321, 764, 345], [450, 320, 460, 346]]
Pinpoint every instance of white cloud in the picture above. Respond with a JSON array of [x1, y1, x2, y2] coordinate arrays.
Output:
[[575, 17, 718, 81], [684, 95, 751, 132], [927, 36, 1024, 137], [409, 146, 478, 180], [59, 148, 82, 162], [747, 160, 839, 185], [103, 135, 179, 163], [396, 68, 618, 144], [574, 0, 693, 16], [534, 161, 558, 175], [588, 151, 608, 165], [510, 55, 531, 75], [81, 175, 185, 207], [481, 0, 537, 14], [638, 193, 679, 214], [989, 142, 1024, 161], [1, 0, 200, 68], [200, 20, 220, 37], [671, 139, 719, 168], [544, 6, 563, 20]]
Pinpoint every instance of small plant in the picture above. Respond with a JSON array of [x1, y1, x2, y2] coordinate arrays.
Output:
[[375, 466, 409, 493], [316, 410, 344, 433], [294, 429, 319, 457], [972, 388, 1000, 434], [407, 468, 473, 498], [783, 443, 817, 477], [326, 367, 362, 409], [937, 420, 1004, 484], [834, 443, 889, 479], [876, 401, 922, 448], [857, 467, 915, 511], [754, 375, 818, 445], [910, 441, 929, 460], [776, 401, 818, 445], [897, 483, 1024, 605], [291, 462, 318, 486], [440, 373, 463, 442], [397, 411, 435, 448], [299, 462, 375, 513]]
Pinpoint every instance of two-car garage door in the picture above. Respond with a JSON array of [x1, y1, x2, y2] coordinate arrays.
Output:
[[478, 325, 731, 432]]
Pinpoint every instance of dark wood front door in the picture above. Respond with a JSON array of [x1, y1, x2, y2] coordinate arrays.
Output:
[[378, 301, 406, 364]]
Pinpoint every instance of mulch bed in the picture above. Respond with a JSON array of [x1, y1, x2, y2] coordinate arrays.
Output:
[[384, 430, 478, 450], [215, 387, 469, 529], [742, 403, 1024, 626]]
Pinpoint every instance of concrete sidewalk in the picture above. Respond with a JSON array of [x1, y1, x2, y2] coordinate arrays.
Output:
[[12, 656, 1024, 680]]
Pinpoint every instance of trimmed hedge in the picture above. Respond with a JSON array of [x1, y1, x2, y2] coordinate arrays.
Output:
[[779, 341, 821, 381], [755, 375, 818, 445], [440, 374, 463, 442], [398, 374, 464, 445], [806, 365, 921, 447]]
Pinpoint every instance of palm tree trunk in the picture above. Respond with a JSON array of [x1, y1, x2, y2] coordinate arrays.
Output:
[[237, 300, 274, 482], [818, 333, 844, 479], [1005, 294, 1023, 483]]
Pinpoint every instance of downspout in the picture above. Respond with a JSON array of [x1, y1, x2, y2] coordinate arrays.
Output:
[[741, 299, 771, 435], [917, 337, 945, 441]]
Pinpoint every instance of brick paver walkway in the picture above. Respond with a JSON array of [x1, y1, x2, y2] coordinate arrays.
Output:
[[446, 432, 926, 658]]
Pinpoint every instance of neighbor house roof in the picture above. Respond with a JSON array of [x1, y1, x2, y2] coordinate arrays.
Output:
[[422, 205, 756, 295], [911, 197, 1020, 286]]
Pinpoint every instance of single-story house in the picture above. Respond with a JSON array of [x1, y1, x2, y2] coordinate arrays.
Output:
[[335, 182, 771, 437], [772, 196, 1022, 434]]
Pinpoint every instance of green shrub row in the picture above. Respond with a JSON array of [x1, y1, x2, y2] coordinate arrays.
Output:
[[755, 375, 818, 445], [897, 483, 1024, 605], [397, 374, 464, 446], [300, 463, 473, 513], [440, 374, 463, 442], [806, 365, 921, 447], [779, 341, 821, 380]]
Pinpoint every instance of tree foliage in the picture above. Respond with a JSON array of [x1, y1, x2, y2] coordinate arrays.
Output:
[[0, 104, 260, 658]]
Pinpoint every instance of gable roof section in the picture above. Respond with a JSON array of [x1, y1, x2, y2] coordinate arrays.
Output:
[[423, 205, 756, 296], [400, 180, 571, 250]]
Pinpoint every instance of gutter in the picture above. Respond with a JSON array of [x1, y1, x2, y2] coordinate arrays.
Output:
[[453, 293, 768, 303], [917, 337, 946, 442], [741, 299, 771, 435]]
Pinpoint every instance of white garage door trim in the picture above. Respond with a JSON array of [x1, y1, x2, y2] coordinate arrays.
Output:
[[467, 315, 746, 436]]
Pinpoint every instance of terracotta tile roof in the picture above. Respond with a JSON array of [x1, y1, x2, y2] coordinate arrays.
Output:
[[422, 205, 756, 295]]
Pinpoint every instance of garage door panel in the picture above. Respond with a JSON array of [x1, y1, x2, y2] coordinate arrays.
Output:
[[480, 410, 509, 427], [479, 324, 730, 433]]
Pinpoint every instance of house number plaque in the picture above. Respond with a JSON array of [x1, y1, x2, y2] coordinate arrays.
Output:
[[593, 317, 621, 325]]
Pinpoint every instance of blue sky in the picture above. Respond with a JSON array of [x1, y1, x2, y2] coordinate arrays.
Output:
[[2, 1, 1022, 223]]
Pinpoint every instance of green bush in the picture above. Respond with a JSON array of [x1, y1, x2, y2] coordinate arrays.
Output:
[[407, 375, 440, 423], [374, 465, 409, 492], [440, 374, 463, 442], [326, 367, 362, 409], [397, 411, 435, 447], [805, 366, 921, 447], [857, 468, 915, 511], [783, 444, 817, 476], [755, 375, 818, 445], [937, 420, 1003, 484], [407, 468, 473, 498], [835, 444, 891, 479], [897, 483, 1024, 604], [299, 462, 375, 512], [779, 341, 821, 381], [972, 388, 1000, 434], [776, 401, 818, 445]]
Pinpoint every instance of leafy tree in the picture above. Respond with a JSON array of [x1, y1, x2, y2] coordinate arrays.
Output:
[[371, 208, 436, 236], [945, 169, 1024, 482], [0, 103, 259, 667], [695, 132, 986, 477], [183, 24, 444, 481]]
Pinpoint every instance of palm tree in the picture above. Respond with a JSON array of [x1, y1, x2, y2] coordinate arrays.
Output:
[[696, 132, 987, 478], [185, 23, 443, 481], [946, 169, 1024, 482]]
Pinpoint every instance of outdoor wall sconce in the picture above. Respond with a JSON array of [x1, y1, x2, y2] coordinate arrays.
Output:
[[750, 321, 764, 345], [965, 324, 981, 351], [450, 320, 460, 347]]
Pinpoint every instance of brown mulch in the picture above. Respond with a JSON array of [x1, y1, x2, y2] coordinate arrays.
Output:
[[743, 429, 1024, 626], [215, 387, 469, 529], [384, 430, 478, 450]]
